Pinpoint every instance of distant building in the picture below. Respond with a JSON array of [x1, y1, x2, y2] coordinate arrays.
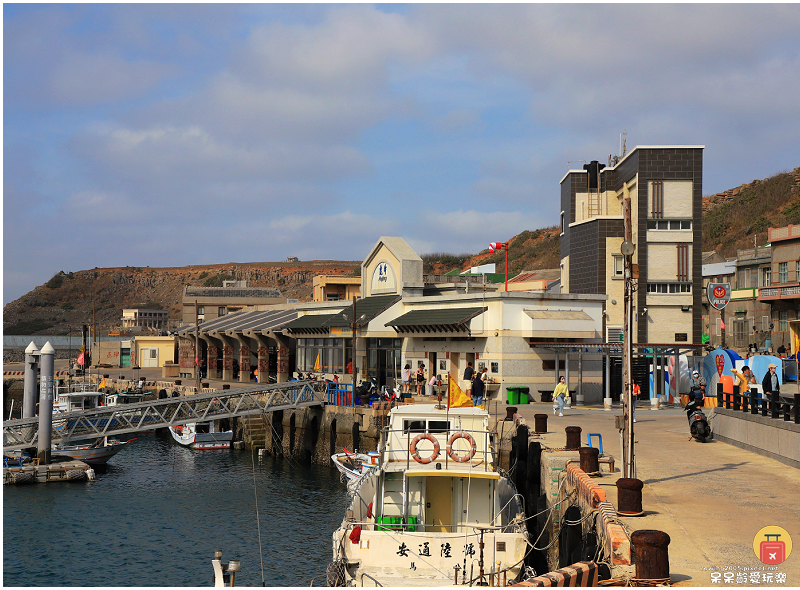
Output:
[[560, 145, 704, 346], [312, 275, 361, 302], [181, 283, 284, 326], [121, 308, 169, 331], [505, 269, 561, 292], [286, 256, 299, 263], [759, 225, 800, 352]]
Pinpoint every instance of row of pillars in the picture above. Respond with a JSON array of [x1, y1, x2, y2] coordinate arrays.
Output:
[[529, 415, 670, 582], [180, 340, 291, 383], [22, 342, 56, 465]]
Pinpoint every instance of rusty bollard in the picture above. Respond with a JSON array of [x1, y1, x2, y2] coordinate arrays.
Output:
[[533, 413, 548, 433], [565, 426, 582, 450], [616, 477, 644, 514], [631, 530, 670, 581], [505, 406, 518, 421], [579, 446, 600, 473]]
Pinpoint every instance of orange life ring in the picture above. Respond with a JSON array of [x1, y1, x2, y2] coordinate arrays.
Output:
[[410, 433, 440, 464], [446, 432, 477, 462]]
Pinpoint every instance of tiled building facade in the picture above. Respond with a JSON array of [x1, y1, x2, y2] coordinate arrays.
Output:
[[560, 146, 704, 345]]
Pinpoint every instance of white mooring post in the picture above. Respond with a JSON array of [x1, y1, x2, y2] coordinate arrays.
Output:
[[23, 342, 40, 418], [37, 341, 56, 465]]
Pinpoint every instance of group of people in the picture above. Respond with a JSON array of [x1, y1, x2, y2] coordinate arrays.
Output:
[[462, 361, 489, 408], [401, 363, 441, 397]]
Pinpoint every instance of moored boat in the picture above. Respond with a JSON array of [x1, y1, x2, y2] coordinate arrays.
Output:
[[332, 449, 380, 482], [169, 422, 233, 450], [51, 436, 136, 465], [329, 403, 529, 586]]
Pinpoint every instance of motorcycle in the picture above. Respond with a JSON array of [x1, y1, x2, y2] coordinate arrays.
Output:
[[355, 376, 377, 400], [685, 393, 710, 442], [380, 384, 401, 402]]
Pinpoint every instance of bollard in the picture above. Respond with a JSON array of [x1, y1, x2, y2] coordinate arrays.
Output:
[[751, 388, 759, 415], [533, 413, 548, 433], [505, 406, 518, 421], [630, 530, 670, 581], [202, 382, 209, 388], [616, 477, 644, 514], [579, 446, 600, 473], [222, 384, 230, 390], [565, 426, 582, 450], [37, 342, 56, 465], [23, 342, 40, 419], [174, 379, 182, 385]]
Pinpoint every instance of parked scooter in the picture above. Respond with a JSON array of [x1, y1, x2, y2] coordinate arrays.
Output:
[[355, 376, 377, 400], [380, 384, 401, 402]]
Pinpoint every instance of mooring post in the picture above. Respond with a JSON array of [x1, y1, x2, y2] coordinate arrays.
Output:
[[579, 446, 599, 474], [23, 342, 40, 419], [565, 426, 582, 450], [630, 529, 670, 581], [37, 341, 56, 465], [533, 413, 548, 434], [616, 477, 644, 515]]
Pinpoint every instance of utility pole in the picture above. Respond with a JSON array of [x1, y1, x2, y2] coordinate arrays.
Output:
[[621, 197, 636, 478], [195, 299, 201, 392]]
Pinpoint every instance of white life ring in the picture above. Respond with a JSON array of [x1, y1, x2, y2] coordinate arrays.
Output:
[[446, 432, 477, 462], [409, 433, 440, 464]]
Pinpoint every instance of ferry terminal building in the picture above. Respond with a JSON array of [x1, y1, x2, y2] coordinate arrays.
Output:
[[178, 236, 622, 404]]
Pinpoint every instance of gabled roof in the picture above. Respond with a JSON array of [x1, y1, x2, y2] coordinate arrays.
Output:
[[385, 307, 487, 334], [180, 309, 297, 336], [282, 313, 341, 334]]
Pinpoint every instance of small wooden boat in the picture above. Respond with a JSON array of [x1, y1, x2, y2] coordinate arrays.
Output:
[[169, 422, 233, 450], [51, 436, 136, 465], [332, 449, 380, 481]]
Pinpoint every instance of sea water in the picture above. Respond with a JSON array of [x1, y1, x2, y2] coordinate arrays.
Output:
[[3, 433, 348, 586]]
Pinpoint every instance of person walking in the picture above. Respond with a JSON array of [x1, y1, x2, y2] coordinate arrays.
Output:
[[553, 376, 568, 416], [416, 364, 426, 396], [632, 380, 640, 423], [761, 363, 780, 408]]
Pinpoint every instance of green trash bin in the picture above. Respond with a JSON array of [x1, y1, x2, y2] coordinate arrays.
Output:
[[519, 387, 530, 404], [507, 387, 520, 405]]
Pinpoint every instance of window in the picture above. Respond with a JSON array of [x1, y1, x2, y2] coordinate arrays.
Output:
[[762, 268, 771, 287], [647, 219, 691, 230], [197, 306, 205, 315], [218, 307, 227, 316], [613, 255, 624, 277], [779, 262, 788, 283], [326, 294, 341, 301], [677, 244, 689, 281], [560, 211, 565, 235], [797, 260, 800, 282], [762, 316, 770, 331], [646, 283, 692, 294], [779, 311, 788, 331]]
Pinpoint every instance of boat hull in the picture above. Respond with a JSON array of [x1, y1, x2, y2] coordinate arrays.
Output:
[[170, 424, 233, 450], [51, 439, 133, 465]]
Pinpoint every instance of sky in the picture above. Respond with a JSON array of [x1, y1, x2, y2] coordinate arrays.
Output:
[[4, 3, 800, 305]]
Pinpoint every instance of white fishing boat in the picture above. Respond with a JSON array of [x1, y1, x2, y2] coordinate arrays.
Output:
[[169, 422, 233, 450], [329, 404, 529, 587], [51, 436, 136, 465], [332, 449, 381, 482]]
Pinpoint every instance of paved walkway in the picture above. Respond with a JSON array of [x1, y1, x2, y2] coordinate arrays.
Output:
[[500, 399, 800, 586]]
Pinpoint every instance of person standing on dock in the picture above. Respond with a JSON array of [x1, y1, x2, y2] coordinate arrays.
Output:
[[402, 364, 411, 394], [462, 362, 475, 399], [472, 370, 485, 409]]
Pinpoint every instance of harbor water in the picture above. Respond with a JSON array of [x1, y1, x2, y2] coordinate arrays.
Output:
[[3, 433, 349, 586]]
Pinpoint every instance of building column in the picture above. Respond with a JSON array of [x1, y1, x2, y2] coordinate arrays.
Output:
[[207, 344, 219, 379], [277, 346, 290, 383], [239, 342, 252, 383], [257, 345, 269, 384], [222, 341, 234, 381], [179, 338, 194, 377], [576, 348, 584, 405]]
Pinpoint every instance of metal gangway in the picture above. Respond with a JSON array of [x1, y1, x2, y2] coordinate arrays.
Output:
[[2, 380, 325, 451]]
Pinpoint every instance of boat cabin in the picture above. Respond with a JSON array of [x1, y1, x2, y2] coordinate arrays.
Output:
[[105, 392, 148, 406], [53, 392, 103, 414]]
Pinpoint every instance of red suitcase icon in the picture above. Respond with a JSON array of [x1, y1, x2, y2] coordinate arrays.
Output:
[[760, 534, 786, 564]]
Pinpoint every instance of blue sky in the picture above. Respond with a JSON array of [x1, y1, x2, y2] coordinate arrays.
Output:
[[4, 3, 800, 305]]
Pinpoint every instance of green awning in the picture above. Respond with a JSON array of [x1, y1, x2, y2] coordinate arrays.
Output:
[[325, 295, 401, 328], [283, 313, 340, 334], [385, 307, 487, 334]]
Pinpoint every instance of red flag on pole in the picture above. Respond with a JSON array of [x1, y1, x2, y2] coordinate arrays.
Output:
[[77, 352, 85, 366]]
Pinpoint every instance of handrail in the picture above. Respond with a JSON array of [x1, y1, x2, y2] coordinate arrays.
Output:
[[716, 383, 799, 423]]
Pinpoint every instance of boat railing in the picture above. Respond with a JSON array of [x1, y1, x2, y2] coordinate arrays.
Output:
[[383, 425, 493, 471]]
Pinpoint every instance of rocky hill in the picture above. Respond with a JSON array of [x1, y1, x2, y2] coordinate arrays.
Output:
[[4, 167, 798, 336]]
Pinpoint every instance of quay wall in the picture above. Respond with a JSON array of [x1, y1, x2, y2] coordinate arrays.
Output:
[[711, 407, 800, 468]]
